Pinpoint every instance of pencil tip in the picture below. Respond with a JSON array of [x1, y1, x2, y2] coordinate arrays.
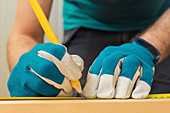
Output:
[[79, 93, 85, 100]]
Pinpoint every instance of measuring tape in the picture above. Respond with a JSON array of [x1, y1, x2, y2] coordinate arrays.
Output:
[[147, 93, 170, 99], [0, 94, 169, 100], [0, 97, 82, 100]]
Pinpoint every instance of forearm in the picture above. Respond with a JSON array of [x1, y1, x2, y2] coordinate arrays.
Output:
[[140, 8, 170, 63], [7, 33, 43, 71], [7, 0, 53, 71]]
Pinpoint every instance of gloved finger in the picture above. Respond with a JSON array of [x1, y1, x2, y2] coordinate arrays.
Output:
[[83, 51, 109, 98], [132, 65, 154, 98], [28, 67, 73, 97], [26, 54, 73, 96], [83, 47, 118, 98], [115, 55, 141, 99], [97, 53, 124, 98], [83, 72, 101, 98], [71, 55, 84, 72], [38, 50, 82, 81], [35, 43, 82, 81]]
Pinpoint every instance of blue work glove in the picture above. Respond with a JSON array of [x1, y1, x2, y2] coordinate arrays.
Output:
[[8, 43, 84, 97], [83, 39, 158, 99]]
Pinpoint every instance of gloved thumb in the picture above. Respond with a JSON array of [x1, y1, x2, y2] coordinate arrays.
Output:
[[71, 55, 84, 72]]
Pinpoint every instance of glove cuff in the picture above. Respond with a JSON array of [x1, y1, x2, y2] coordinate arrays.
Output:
[[133, 38, 161, 64]]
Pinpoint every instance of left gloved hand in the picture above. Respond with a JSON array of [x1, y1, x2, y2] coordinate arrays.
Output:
[[83, 38, 157, 99]]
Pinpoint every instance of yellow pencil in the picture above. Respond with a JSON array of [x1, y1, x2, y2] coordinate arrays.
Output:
[[29, 0, 84, 99]]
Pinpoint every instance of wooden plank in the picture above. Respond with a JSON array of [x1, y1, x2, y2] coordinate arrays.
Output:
[[0, 99, 170, 113]]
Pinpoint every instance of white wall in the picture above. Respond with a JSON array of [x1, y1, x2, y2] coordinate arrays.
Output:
[[0, 0, 63, 97]]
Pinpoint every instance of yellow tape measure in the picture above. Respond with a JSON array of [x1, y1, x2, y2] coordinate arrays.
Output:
[[0, 94, 169, 100], [147, 94, 170, 99], [0, 97, 83, 100]]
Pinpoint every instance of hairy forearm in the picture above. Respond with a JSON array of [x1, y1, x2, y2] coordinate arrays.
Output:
[[7, 34, 43, 71], [140, 8, 170, 63]]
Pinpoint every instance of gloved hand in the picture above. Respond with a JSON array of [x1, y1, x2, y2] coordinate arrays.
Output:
[[7, 43, 84, 97], [83, 39, 157, 99]]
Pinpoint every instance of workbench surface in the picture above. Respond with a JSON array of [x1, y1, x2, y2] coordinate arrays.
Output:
[[0, 99, 169, 113]]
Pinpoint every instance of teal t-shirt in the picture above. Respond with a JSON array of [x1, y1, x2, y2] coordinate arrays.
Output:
[[63, 0, 170, 31]]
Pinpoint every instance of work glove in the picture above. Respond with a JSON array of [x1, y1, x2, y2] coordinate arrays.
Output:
[[7, 43, 84, 97], [83, 38, 158, 99]]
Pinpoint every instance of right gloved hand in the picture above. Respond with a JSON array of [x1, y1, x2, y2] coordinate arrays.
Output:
[[7, 43, 84, 97]]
